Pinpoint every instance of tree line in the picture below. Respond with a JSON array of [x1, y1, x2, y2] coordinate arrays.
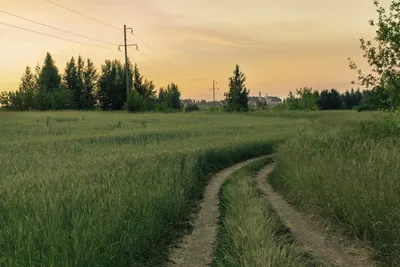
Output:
[[0, 52, 182, 112], [0, 50, 393, 113], [279, 87, 378, 111], [0, 54, 250, 112], [280, 0, 400, 112]]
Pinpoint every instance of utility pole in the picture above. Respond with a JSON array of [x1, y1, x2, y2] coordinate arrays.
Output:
[[119, 25, 138, 102], [210, 80, 219, 111]]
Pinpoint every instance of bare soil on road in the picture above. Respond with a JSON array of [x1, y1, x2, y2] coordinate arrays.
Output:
[[167, 157, 261, 267]]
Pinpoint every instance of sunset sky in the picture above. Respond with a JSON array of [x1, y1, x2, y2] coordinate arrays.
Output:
[[0, 0, 391, 100]]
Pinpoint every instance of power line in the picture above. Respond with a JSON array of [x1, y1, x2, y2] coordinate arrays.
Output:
[[139, 50, 172, 75], [127, 39, 171, 75], [131, 32, 173, 65], [0, 10, 118, 47], [43, 0, 120, 30], [42, 0, 173, 68], [0, 21, 118, 51]]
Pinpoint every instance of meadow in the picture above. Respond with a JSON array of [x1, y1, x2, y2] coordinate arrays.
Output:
[[272, 111, 400, 266], [0, 111, 307, 266], [0, 110, 398, 266]]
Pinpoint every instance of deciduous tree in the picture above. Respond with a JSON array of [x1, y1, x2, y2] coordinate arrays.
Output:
[[348, 0, 400, 108], [82, 58, 98, 109], [98, 59, 125, 110]]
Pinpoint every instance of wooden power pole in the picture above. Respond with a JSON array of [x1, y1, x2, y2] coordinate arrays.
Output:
[[211, 80, 219, 110], [119, 25, 138, 102]]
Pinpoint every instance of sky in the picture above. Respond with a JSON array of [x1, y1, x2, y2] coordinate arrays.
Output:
[[0, 0, 392, 100]]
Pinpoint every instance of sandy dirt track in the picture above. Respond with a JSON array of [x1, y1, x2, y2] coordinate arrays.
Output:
[[168, 157, 376, 267], [256, 163, 376, 267], [167, 157, 261, 267]]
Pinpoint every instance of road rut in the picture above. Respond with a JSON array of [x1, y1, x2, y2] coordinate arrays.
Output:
[[255, 163, 376, 267], [167, 157, 261, 267]]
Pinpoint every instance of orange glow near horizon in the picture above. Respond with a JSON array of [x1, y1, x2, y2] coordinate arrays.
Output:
[[0, 0, 392, 100]]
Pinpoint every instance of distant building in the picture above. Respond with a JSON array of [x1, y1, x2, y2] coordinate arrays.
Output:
[[265, 94, 282, 107], [181, 93, 282, 109], [248, 93, 282, 108], [181, 99, 223, 109], [248, 96, 260, 107]]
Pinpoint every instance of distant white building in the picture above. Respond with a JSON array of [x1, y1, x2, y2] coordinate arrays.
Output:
[[248, 92, 282, 107], [265, 93, 282, 107]]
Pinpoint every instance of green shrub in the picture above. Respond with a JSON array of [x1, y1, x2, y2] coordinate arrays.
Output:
[[51, 87, 73, 110], [357, 103, 378, 111], [184, 103, 200, 112], [126, 90, 147, 113]]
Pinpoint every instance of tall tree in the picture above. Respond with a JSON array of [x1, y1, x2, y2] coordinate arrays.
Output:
[[286, 91, 298, 110], [15, 66, 37, 110], [166, 82, 182, 110], [98, 59, 125, 110], [34, 63, 41, 83], [142, 79, 156, 102], [132, 63, 155, 100], [133, 63, 143, 95], [224, 64, 249, 112], [19, 66, 37, 93], [64, 56, 97, 109], [318, 89, 342, 110], [156, 84, 182, 111], [348, 0, 400, 108], [295, 87, 318, 110], [38, 52, 61, 92], [64, 57, 79, 108], [360, 89, 382, 109], [354, 89, 363, 106], [82, 58, 98, 109], [75, 56, 85, 109], [342, 89, 363, 109], [98, 60, 112, 110], [158, 87, 167, 103], [342, 90, 352, 109]]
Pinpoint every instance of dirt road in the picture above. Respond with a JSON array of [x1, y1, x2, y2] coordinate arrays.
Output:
[[167, 157, 261, 267], [167, 158, 376, 267], [255, 163, 376, 267]]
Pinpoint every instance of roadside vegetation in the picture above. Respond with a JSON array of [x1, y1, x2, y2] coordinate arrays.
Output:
[[272, 112, 400, 266]]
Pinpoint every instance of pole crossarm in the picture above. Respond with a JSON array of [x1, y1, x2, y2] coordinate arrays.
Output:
[[118, 44, 138, 51]]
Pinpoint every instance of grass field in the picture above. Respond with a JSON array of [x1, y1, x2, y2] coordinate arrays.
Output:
[[271, 111, 400, 266], [213, 157, 320, 267], [0, 111, 309, 266], [0, 110, 398, 266]]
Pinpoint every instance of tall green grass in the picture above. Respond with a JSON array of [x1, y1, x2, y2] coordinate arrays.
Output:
[[272, 112, 400, 266], [0, 111, 306, 266], [213, 158, 319, 267]]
